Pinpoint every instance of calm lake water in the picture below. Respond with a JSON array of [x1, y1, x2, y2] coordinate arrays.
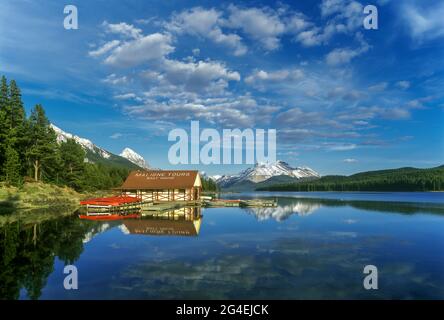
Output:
[[1, 192, 443, 300]]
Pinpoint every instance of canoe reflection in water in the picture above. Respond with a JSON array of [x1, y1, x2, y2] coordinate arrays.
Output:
[[120, 207, 202, 237]]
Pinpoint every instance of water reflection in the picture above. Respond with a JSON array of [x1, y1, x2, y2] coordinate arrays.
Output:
[[0, 215, 101, 300], [246, 197, 444, 221], [247, 202, 321, 221], [121, 207, 202, 237]]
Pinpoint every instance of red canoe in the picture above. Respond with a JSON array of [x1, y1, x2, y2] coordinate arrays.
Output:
[[80, 196, 141, 206], [78, 213, 140, 221]]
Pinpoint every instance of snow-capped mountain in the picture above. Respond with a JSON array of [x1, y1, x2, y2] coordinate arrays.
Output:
[[120, 147, 149, 169], [51, 124, 146, 169], [215, 160, 320, 188], [51, 124, 112, 159]]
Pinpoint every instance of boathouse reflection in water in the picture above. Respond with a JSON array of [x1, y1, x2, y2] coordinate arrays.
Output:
[[121, 207, 202, 237]]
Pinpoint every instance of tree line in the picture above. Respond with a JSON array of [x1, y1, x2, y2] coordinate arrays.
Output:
[[258, 166, 444, 192], [0, 76, 129, 191]]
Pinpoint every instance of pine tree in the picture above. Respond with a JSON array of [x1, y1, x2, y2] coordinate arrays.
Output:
[[3, 78, 28, 177], [8, 80, 25, 130], [4, 144, 22, 186], [26, 104, 59, 182], [0, 76, 9, 174], [59, 138, 86, 190]]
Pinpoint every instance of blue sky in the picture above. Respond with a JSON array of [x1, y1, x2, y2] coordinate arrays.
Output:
[[1, 0, 443, 175]]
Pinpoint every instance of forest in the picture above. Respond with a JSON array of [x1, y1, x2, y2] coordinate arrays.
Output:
[[0, 76, 131, 192], [257, 166, 444, 192], [0, 76, 218, 193]]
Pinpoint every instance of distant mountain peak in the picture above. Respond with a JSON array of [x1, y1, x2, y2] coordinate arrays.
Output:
[[51, 124, 111, 159], [215, 160, 320, 189], [119, 147, 149, 169], [50, 124, 144, 170]]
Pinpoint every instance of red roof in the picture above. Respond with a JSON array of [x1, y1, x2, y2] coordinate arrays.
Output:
[[80, 196, 141, 206]]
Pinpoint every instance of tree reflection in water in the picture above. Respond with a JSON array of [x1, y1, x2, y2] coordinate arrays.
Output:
[[0, 215, 103, 300]]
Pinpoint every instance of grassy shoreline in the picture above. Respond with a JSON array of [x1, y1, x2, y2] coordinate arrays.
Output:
[[0, 182, 113, 218]]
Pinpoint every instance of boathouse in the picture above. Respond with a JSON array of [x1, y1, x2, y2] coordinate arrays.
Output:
[[118, 170, 202, 202]]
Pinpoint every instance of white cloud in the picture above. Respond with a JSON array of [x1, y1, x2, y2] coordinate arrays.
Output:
[[102, 74, 128, 85], [245, 69, 304, 85], [160, 59, 240, 94], [104, 33, 174, 67], [166, 7, 247, 56], [320, 0, 347, 17], [114, 93, 138, 100], [325, 33, 370, 65], [396, 80, 410, 90], [88, 40, 120, 57], [343, 158, 358, 163], [402, 2, 444, 42], [103, 21, 142, 39], [123, 95, 278, 127], [327, 143, 357, 151], [110, 133, 123, 139], [226, 5, 286, 50]]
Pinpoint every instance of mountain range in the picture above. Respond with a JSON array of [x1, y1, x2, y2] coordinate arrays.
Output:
[[51, 124, 149, 170], [212, 161, 320, 191], [50, 125, 320, 189]]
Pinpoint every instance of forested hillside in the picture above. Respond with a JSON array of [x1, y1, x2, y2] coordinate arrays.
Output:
[[257, 166, 444, 192], [0, 76, 130, 191]]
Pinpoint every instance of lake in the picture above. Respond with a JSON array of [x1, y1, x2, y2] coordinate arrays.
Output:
[[1, 192, 443, 300]]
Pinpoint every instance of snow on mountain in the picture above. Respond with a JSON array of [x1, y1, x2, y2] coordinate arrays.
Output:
[[51, 124, 148, 169], [51, 124, 111, 159], [247, 202, 322, 221], [210, 175, 222, 181], [215, 160, 320, 187], [119, 147, 149, 169]]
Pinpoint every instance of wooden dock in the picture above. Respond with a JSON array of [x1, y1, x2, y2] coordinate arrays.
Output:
[[80, 195, 277, 216], [202, 199, 277, 208]]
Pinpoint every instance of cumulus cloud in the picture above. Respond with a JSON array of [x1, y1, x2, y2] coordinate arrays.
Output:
[[104, 33, 174, 67], [293, 0, 365, 47], [160, 59, 241, 94], [88, 40, 121, 57], [103, 21, 142, 39], [245, 69, 304, 86], [226, 5, 286, 50], [166, 7, 247, 56], [401, 2, 444, 42]]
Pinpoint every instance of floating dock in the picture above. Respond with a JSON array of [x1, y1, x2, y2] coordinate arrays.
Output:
[[79, 196, 277, 217], [202, 199, 277, 208]]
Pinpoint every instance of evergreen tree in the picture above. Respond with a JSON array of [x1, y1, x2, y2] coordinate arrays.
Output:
[[26, 104, 58, 182], [59, 138, 86, 190], [0, 76, 10, 172], [4, 144, 21, 186], [8, 80, 26, 129]]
